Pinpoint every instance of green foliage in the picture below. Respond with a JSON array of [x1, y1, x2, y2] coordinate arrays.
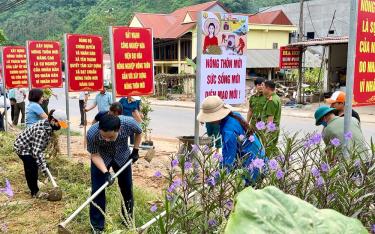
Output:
[[140, 97, 153, 141], [225, 186, 368, 234], [0, 0, 300, 50]]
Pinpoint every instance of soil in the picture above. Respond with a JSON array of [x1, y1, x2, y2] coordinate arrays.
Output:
[[58, 135, 181, 195]]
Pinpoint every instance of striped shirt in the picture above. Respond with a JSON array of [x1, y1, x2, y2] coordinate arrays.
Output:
[[87, 115, 142, 167]]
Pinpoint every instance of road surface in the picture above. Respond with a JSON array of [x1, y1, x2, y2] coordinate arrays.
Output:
[[39, 87, 375, 141]]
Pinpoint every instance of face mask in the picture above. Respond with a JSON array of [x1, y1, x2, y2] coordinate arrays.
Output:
[[321, 121, 328, 127]]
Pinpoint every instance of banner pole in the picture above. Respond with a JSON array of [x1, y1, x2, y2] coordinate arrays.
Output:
[[194, 12, 203, 145], [1, 49, 8, 131], [25, 41, 32, 90], [343, 0, 358, 155], [64, 34, 71, 158], [108, 26, 116, 101]]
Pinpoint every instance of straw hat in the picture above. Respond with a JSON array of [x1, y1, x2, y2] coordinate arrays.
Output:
[[203, 17, 220, 36], [197, 96, 231, 123]]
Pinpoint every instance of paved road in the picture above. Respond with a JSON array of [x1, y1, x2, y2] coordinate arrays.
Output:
[[43, 87, 375, 141]]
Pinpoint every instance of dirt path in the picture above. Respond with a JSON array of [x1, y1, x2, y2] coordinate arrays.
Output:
[[58, 135, 180, 195]]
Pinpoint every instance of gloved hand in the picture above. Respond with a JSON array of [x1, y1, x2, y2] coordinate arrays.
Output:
[[129, 148, 139, 163], [104, 172, 115, 186]]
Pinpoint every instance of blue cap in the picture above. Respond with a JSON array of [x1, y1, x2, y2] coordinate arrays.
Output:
[[314, 106, 336, 126]]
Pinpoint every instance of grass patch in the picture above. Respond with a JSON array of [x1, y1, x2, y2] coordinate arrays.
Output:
[[55, 128, 81, 136], [0, 132, 160, 233]]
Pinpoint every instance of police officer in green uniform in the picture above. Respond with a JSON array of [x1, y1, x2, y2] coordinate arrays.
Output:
[[262, 80, 281, 155], [247, 78, 267, 127]]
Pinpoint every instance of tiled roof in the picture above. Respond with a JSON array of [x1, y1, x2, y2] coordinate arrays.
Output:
[[248, 10, 293, 25], [289, 36, 349, 47]]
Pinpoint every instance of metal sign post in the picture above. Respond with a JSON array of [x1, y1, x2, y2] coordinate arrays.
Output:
[[108, 26, 117, 101], [194, 12, 203, 145], [63, 34, 72, 158], [1, 49, 8, 131], [344, 0, 358, 152]]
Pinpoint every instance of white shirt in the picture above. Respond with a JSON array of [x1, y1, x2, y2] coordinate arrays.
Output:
[[15, 88, 26, 103], [0, 95, 10, 108], [79, 92, 89, 101]]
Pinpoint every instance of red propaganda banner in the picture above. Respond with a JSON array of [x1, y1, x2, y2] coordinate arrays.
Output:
[[26, 41, 63, 88], [1, 46, 28, 89], [279, 46, 301, 69], [353, 0, 375, 106], [65, 34, 104, 92], [110, 27, 154, 97]]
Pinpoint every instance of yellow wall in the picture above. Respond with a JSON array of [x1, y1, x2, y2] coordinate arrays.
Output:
[[247, 24, 296, 49]]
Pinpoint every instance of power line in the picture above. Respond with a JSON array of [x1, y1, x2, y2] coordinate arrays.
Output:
[[306, 2, 319, 38], [0, 0, 26, 14]]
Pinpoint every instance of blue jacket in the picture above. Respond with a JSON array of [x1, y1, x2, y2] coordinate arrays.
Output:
[[220, 112, 266, 171]]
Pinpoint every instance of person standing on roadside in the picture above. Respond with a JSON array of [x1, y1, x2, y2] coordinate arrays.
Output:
[[87, 114, 142, 233], [41, 88, 57, 114], [325, 91, 360, 122], [26, 89, 48, 127], [79, 91, 89, 128], [85, 88, 113, 113], [8, 88, 16, 123], [119, 96, 143, 144], [13, 88, 27, 126], [14, 109, 68, 198], [262, 81, 282, 153], [247, 78, 266, 127]]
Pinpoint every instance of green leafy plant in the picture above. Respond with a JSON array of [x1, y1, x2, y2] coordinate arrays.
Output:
[[140, 97, 153, 143]]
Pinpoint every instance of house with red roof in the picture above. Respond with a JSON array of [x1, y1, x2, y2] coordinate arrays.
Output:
[[130, 1, 296, 79]]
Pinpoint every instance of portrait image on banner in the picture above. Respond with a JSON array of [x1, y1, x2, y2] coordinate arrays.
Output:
[[200, 12, 248, 105]]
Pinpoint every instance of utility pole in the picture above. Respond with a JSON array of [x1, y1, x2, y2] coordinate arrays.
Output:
[[297, 0, 304, 104]]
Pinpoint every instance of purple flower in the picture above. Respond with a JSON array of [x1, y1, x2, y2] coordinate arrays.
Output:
[[354, 159, 361, 168], [311, 133, 322, 145], [208, 219, 217, 227], [266, 122, 277, 132], [184, 161, 192, 170], [238, 135, 245, 141], [167, 178, 182, 193], [344, 131, 353, 141], [248, 135, 255, 142], [304, 140, 313, 148], [0, 179, 13, 198], [206, 177, 216, 187], [371, 224, 375, 234], [327, 193, 335, 202], [212, 170, 220, 178], [213, 152, 223, 162], [276, 155, 285, 163], [316, 176, 325, 187], [330, 138, 341, 147], [252, 158, 265, 169], [166, 194, 173, 201], [311, 166, 320, 177], [225, 199, 233, 210], [320, 163, 329, 173], [171, 159, 179, 168], [154, 171, 162, 178], [191, 144, 199, 153], [276, 169, 284, 180], [0, 223, 8, 232], [150, 204, 157, 212], [202, 145, 210, 154], [268, 159, 279, 171], [256, 121, 266, 130]]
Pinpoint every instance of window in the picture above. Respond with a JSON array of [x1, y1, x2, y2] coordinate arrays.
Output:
[[328, 30, 335, 35], [306, 32, 315, 39], [272, 43, 278, 49]]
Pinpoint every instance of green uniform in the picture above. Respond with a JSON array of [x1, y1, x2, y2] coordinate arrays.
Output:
[[323, 116, 369, 161], [262, 93, 282, 155], [263, 93, 282, 126], [248, 93, 267, 126]]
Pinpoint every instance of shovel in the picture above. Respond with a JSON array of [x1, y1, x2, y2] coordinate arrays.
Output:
[[58, 159, 133, 234], [45, 167, 62, 201]]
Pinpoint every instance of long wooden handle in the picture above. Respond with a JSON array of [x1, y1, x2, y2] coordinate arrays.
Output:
[[83, 112, 87, 149]]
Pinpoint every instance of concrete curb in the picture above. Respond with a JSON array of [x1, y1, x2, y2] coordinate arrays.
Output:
[[150, 101, 375, 124]]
